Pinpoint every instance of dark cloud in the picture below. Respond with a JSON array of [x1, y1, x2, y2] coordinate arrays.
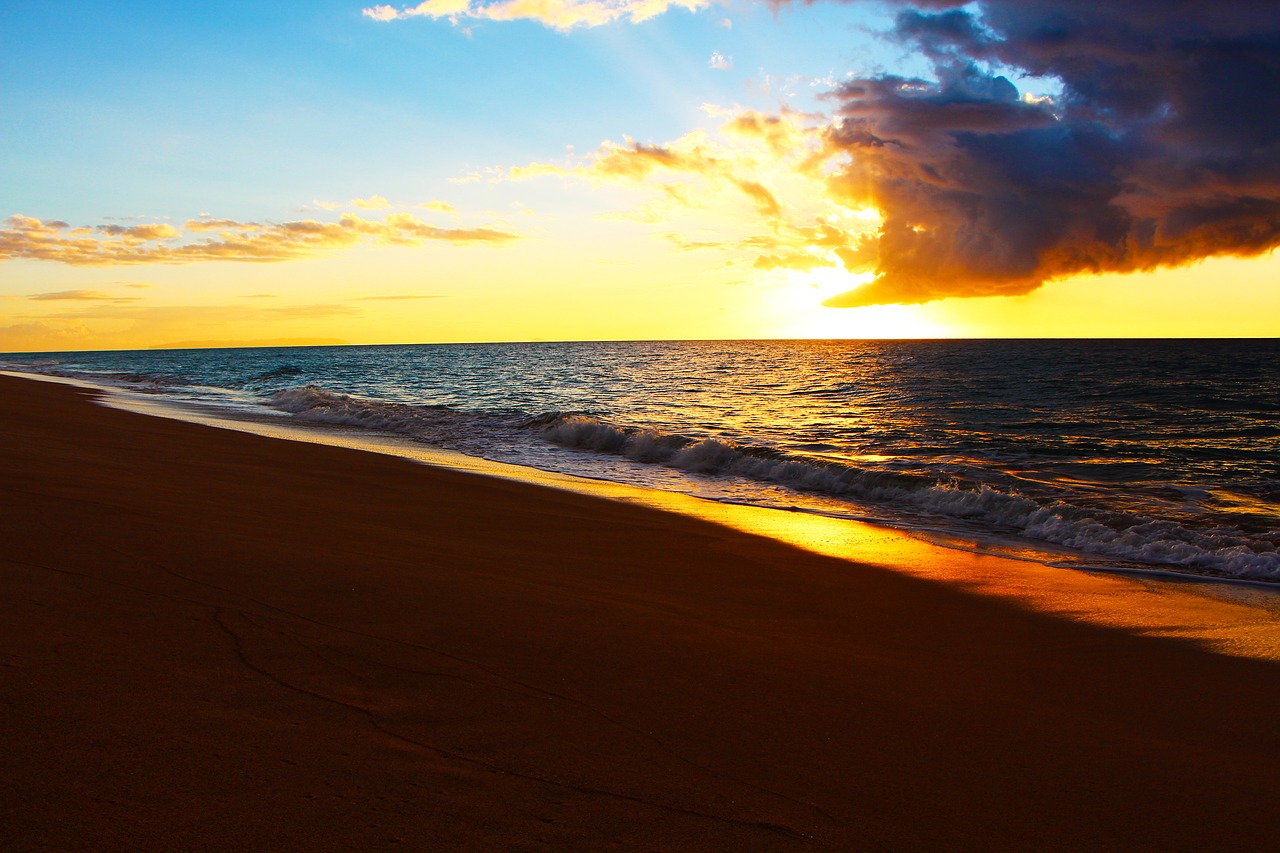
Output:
[[813, 0, 1280, 306]]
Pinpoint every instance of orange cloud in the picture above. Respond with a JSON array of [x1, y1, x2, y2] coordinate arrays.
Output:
[[184, 218, 263, 232], [754, 1, 1280, 307], [735, 180, 781, 219], [352, 195, 391, 210], [28, 290, 121, 301], [363, 0, 709, 31], [1, 212, 520, 267], [356, 294, 446, 300], [498, 111, 874, 278], [150, 337, 350, 350], [265, 304, 361, 319], [0, 320, 96, 352], [95, 223, 180, 240], [26, 289, 144, 302]]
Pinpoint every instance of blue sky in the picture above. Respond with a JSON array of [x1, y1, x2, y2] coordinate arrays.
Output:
[[2, 1, 908, 223]]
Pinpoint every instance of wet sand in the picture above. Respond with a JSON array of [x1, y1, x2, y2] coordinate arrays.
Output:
[[3, 372, 1279, 851]]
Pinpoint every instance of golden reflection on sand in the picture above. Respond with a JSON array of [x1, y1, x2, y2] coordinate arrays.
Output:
[[84, 377, 1280, 664], [690, 502, 1280, 663]]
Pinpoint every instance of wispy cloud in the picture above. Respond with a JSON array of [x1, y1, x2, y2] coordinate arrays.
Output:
[[26, 289, 145, 304], [0, 320, 96, 352], [0, 301, 358, 353], [31, 302, 364, 325], [356, 294, 446, 300], [95, 223, 180, 240], [265, 304, 362, 319], [363, 0, 710, 31], [708, 51, 732, 71], [185, 218, 263, 233], [150, 337, 351, 350], [29, 289, 121, 301], [1, 211, 520, 267], [351, 195, 391, 210], [494, 109, 874, 276]]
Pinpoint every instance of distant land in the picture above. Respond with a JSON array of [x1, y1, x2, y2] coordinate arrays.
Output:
[[148, 338, 350, 351]]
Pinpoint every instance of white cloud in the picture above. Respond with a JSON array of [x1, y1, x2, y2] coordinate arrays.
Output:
[[363, 0, 710, 31]]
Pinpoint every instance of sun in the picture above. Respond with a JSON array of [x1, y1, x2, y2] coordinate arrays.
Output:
[[757, 266, 952, 339]]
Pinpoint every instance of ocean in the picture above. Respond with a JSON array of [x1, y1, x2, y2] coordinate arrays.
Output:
[[4, 339, 1278, 582]]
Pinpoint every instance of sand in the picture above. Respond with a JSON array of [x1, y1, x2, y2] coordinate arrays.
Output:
[[2, 372, 1279, 851]]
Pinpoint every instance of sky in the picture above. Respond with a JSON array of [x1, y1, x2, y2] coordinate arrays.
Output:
[[2, 0, 1278, 351]]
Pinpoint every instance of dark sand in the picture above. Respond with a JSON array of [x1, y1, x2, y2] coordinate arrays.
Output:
[[2, 373, 1279, 851]]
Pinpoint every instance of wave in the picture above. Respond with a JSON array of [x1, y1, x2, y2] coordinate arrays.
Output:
[[268, 385, 505, 445], [527, 413, 1280, 582], [5, 353, 1277, 582], [0, 361, 192, 392], [109, 371, 192, 389], [259, 386, 1280, 582], [271, 385, 443, 432], [245, 364, 304, 385], [0, 358, 61, 370]]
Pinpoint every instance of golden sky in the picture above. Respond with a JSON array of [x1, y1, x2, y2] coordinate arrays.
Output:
[[3, 1, 1277, 351]]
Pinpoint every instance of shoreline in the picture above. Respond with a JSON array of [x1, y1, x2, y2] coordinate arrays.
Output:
[[6, 355, 1277, 590], [22, 368, 1280, 663], [5, 372, 1280, 849]]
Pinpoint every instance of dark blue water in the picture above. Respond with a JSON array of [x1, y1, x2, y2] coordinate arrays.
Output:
[[4, 339, 1278, 580]]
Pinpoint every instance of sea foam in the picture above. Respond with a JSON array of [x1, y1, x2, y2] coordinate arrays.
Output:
[[5, 340, 1276, 584], [270, 390, 1280, 581]]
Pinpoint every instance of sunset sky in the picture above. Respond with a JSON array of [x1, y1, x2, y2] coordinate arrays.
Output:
[[3, 0, 1278, 351]]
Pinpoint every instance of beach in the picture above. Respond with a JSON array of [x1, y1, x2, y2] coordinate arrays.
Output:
[[3, 371, 1280, 851]]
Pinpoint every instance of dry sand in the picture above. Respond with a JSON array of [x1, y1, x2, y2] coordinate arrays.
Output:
[[2, 372, 1279, 851]]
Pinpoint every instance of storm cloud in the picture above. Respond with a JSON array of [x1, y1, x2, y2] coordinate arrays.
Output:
[[817, 0, 1280, 306]]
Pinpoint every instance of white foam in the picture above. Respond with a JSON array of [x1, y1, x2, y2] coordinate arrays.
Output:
[[532, 413, 1280, 581]]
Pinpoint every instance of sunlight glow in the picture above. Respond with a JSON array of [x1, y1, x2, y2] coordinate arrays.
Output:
[[761, 267, 951, 339]]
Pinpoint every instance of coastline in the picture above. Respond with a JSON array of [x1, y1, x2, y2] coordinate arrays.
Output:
[[4, 371, 1280, 849], [64, 369, 1280, 663]]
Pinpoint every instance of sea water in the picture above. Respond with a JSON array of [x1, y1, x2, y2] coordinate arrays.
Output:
[[4, 339, 1277, 582]]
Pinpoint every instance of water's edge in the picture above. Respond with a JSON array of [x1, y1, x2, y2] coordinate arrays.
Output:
[[6, 340, 1276, 584], [11, 369, 1279, 663]]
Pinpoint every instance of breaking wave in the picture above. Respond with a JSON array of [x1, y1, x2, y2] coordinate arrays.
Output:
[[0, 361, 193, 392], [245, 364, 303, 385], [532, 413, 1280, 581], [269, 384, 515, 447], [268, 389, 1280, 581]]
